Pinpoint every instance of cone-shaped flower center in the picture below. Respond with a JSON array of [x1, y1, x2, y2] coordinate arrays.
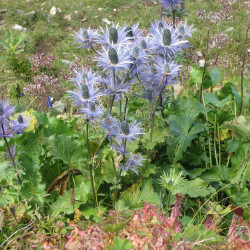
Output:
[[121, 121, 130, 135], [90, 103, 96, 112], [17, 114, 23, 124], [108, 48, 119, 64], [0, 104, 3, 116], [109, 27, 118, 44], [179, 25, 185, 35], [104, 117, 112, 126], [163, 29, 171, 46], [125, 26, 133, 38], [140, 40, 147, 49], [82, 30, 89, 39], [132, 46, 139, 58], [81, 84, 90, 99]]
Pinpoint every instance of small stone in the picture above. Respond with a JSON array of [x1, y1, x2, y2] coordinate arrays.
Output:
[[102, 18, 111, 24], [12, 24, 27, 31], [113, 8, 116, 11], [53, 100, 65, 113], [57, 8, 62, 13], [49, 6, 57, 16], [74, 10, 78, 14], [226, 27, 234, 33], [64, 14, 71, 21], [24, 10, 35, 20], [81, 18, 87, 22], [98, 8, 103, 11], [197, 51, 203, 57], [61, 59, 72, 65], [14, 9, 24, 15], [198, 59, 205, 67], [0, 9, 8, 14]]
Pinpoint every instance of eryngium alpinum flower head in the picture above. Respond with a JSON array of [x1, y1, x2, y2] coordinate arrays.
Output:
[[0, 99, 15, 123], [73, 27, 98, 50], [158, 0, 183, 10], [111, 120, 144, 142], [97, 46, 132, 72]]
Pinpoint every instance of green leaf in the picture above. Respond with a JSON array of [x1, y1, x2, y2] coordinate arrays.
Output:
[[18, 132, 44, 163], [167, 116, 204, 163], [33, 112, 49, 125], [49, 181, 92, 217], [226, 139, 240, 153], [230, 142, 250, 185], [174, 178, 215, 197], [120, 178, 162, 209], [108, 237, 135, 250], [47, 135, 83, 164], [205, 93, 231, 108], [106, 223, 125, 233], [101, 156, 117, 184], [225, 116, 250, 140], [0, 161, 15, 183], [0, 38, 11, 51], [189, 65, 203, 84], [210, 66, 221, 86]]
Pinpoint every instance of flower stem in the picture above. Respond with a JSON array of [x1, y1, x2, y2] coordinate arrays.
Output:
[[1, 123, 22, 185], [86, 121, 97, 208]]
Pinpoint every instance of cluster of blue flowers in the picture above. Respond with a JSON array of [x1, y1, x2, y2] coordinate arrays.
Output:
[[68, 17, 194, 175], [0, 99, 29, 138]]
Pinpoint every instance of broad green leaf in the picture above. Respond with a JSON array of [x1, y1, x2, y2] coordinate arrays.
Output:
[[189, 65, 203, 84], [106, 223, 125, 233], [174, 178, 215, 197], [120, 178, 162, 209], [230, 142, 250, 185], [33, 112, 49, 125], [108, 237, 135, 250], [0, 161, 15, 183], [101, 156, 117, 184], [226, 139, 240, 153], [49, 181, 92, 217], [225, 116, 250, 140], [210, 66, 221, 86], [205, 93, 231, 108], [47, 135, 83, 164], [167, 116, 204, 163], [18, 132, 44, 163]]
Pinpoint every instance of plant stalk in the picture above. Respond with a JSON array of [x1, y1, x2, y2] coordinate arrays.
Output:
[[1, 122, 22, 185], [86, 121, 97, 208]]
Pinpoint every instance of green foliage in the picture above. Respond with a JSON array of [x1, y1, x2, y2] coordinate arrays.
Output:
[[108, 237, 135, 250], [119, 178, 162, 209]]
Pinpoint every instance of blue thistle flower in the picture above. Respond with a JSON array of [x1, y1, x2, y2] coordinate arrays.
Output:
[[129, 45, 148, 76], [0, 99, 15, 123], [100, 74, 131, 99], [67, 69, 104, 107], [136, 35, 154, 53], [71, 67, 98, 88], [98, 24, 129, 47], [150, 19, 172, 35], [112, 142, 127, 156], [0, 119, 14, 138], [154, 56, 182, 86], [80, 102, 103, 121], [73, 27, 98, 50], [99, 115, 117, 133], [158, 0, 182, 10], [97, 46, 132, 73], [11, 113, 30, 134], [176, 21, 195, 39], [123, 22, 142, 41], [111, 120, 144, 142], [151, 26, 187, 57], [126, 153, 145, 174]]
